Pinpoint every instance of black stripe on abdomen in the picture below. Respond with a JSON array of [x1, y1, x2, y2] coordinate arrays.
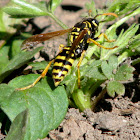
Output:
[[53, 66, 68, 72], [54, 59, 72, 66]]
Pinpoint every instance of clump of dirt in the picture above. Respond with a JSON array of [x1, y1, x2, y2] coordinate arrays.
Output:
[[48, 96, 140, 140]]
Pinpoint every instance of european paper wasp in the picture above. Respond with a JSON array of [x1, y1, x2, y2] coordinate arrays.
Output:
[[17, 12, 118, 90]]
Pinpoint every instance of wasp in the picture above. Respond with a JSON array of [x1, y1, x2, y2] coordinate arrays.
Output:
[[17, 12, 118, 90]]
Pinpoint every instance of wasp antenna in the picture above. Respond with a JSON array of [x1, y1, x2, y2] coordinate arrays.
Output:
[[94, 13, 118, 19], [102, 13, 118, 17], [94, 14, 102, 19]]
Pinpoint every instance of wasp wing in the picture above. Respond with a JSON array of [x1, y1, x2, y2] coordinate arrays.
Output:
[[21, 28, 72, 49]]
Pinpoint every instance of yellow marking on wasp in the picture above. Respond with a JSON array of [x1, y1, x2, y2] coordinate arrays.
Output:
[[64, 47, 71, 50], [61, 70, 68, 75], [70, 35, 74, 42], [53, 62, 63, 68], [92, 21, 98, 27], [83, 22, 91, 28], [71, 32, 80, 36], [80, 39, 84, 43], [59, 44, 65, 52], [68, 58, 74, 64], [64, 65, 72, 70], [88, 31, 91, 35], [52, 69, 62, 73], [86, 21, 92, 28], [52, 69, 68, 76], [76, 27, 81, 31], [72, 27, 81, 31], [53, 75, 63, 79], [83, 21, 87, 25], [55, 55, 66, 60], [54, 81, 60, 87], [65, 51, 75, 58], [70, 35, 73, 40], [72, 27, 76, 30]]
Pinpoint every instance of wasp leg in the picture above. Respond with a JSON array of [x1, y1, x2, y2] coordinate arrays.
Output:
[[16, 59, 55, 91], [59, 44, 65, 52], [87, 38, 117, 50], [97, 33, 115, 42], [77, 50, 86, 89]]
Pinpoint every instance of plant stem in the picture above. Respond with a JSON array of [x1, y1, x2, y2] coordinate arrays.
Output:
[[86, 80, 105, 97], [91, 88, 107, 111], [48, 13, 68, 29]]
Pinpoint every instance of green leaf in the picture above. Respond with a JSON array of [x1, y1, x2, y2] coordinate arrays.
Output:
[[118, 33, 140, 64], [0, 74, 68, 139], [47, 0, 63, 13], [107, 81, 125, 97], [129, 34, 140, 49], [0, 9, 23, 48], [3, 0, 48, 18], [9, 37, 23, 59], [0, 47, 43, 83], [5, 110, 29, 140], [29, 61, 49, 71], [108, 55, 118, 70], [82, 60, 106, 80], [72, 89, 91, 111], [132, 57, 140, 66], [107, 0, 140, 16], [101, 55, 118, 79], [102, 24, 139, 61], [106, 8, 140, 36], [3, 35, 23, 60], [65, 75, 77, 94], [0, 46, 9, 72], [0, 10, 22, 34], [0, 9, 6, 32], [116, 24, 139, 50], [87, 67, 107, 80], [101, 61, 113, 80], [114, 64, 135, 81]]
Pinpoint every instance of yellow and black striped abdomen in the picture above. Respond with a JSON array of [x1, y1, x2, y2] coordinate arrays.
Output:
[[52, 46, 75, 86]]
